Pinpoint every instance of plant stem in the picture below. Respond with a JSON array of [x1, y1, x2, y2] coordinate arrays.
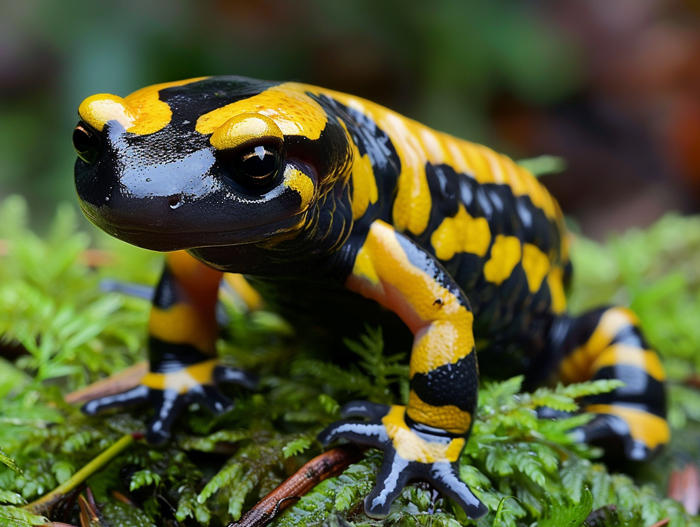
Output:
[[23, 433, 135, 515]]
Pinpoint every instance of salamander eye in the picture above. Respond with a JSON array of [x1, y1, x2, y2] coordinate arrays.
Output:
[[72, 122, 101, 164], [224, 144, 281, 189]]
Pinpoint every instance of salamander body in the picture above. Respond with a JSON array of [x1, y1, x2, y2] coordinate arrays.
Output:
[[73, 77, 668, 519]]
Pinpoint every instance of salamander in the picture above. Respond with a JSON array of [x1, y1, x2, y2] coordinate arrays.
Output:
[[72, 76, 668, 520]]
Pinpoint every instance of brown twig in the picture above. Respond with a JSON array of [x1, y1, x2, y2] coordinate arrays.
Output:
[[64, 362, 148, 405], [228, 445, 364, 527], [648, 519, 670, 527]]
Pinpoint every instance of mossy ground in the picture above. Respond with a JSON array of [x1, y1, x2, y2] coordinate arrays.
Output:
[[1, 194, 699, 527]]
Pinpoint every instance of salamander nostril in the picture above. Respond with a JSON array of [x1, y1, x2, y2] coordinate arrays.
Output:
[[168, 194, 183, 210]]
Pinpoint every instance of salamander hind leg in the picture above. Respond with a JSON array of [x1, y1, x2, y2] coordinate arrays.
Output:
[[554, 306, 668, 461]]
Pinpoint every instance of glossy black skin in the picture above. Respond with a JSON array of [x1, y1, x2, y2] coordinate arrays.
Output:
[[74, 77, 666, 520]]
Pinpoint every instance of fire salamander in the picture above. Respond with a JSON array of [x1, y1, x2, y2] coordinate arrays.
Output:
[[73, 76, 668, 519]]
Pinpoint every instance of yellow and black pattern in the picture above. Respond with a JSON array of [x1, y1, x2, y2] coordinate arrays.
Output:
[[73, 76, 666, 519], [556, 307, 668, 459]]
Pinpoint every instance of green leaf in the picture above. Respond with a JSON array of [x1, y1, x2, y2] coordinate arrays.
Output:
[[282, 436, 312, 459]]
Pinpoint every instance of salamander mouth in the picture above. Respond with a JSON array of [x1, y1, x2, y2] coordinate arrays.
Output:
[[79, 203, 303, 252]]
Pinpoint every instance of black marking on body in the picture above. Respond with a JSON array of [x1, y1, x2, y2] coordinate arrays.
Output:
[[308, 93, 400, 229], [410, 353, 478, 412]]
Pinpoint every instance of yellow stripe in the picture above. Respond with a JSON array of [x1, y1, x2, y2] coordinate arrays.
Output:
[[346, 220, 475, 374], [591, 344, 666, 382], [382, 405, 466, 462], [148, 304, 218, 353], [142, 359, 218, 393], [547, 266, 567, 314], [348, 144, 378, 220], [559, 308, 638, 383], [406, 390, 471, 435], [586, 404, 669, 449]]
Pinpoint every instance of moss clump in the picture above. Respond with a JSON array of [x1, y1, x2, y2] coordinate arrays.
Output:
[[0, 195, 698, 526]]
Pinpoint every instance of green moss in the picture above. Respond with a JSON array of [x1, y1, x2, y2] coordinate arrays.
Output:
[[0, 195, 698, 526]]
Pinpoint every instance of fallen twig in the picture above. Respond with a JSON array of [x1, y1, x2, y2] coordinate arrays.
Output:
[[228, 445, 364, 527], [64, 362, 148, 405]]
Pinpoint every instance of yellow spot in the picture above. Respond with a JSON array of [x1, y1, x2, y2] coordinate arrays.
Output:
[[559, 308, 640, 383], [382, 405, 466, 463], [591, 344, 666, 382], [521, 243, 551, 293], [78, 78, 207, 135], [79, 94, 136, 132], [209, 113, 284, 151], [585, 404, 669, 450], [406, 391, 471, 435], [350, 146, 378, 220], [430, 204, 491, 261], [483, 235, 521, 285], [547, 266, 567, 314], [142, 359, 218, 393], [196, 83, 327, 140], [283, 167, 315, 210]]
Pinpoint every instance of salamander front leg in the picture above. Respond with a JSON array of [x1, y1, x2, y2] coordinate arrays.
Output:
[[320, 220, 486, 519], [319, 401, 486, 518], [82, 251, 257, 443]]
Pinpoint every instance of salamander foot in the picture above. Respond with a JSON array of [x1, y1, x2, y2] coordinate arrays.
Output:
[[82, 360, 257, 444], [318, 401, 487, 519]]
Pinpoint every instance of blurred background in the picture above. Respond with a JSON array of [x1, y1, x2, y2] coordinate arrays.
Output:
[[1, 0, 700, 240]]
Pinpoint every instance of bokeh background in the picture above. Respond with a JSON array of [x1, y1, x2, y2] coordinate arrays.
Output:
[[2, 0, 700, 239]]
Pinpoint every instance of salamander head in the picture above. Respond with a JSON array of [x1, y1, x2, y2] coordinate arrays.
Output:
[[73, 76, 351, 252]]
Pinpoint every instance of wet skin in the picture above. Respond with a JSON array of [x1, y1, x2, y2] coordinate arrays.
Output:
[[73, 76, 668, 519]]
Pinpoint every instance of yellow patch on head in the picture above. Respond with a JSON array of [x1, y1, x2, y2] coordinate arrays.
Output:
[[196, 84, 327, 140], [283, 167, 315, 210], [430, 204, 491, 261], [382, 405, 466, 463], [483, 235, 522, 285], [521, 243, 551, 293], [79, 94, 136, 132], [78, 77, 207, 135], [209, 113, 283, 151]]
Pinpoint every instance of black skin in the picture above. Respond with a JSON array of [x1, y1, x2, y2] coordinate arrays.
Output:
[[74, 76, 667, 520]]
